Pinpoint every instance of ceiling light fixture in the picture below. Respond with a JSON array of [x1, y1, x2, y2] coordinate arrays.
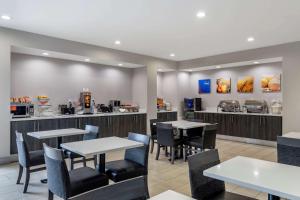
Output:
[[158, 69, 162, 72], [118, 63, 123, 66], [253, 61, 259, 64], [216, 65, 221, 69], [247, 37, 255, 42], [42, 52, 49, 56], [84, 58, 90, 62], [170, 53, 175, 57], [1, 15, 11, 20], [115, 40, 121, 45], [196, 11, 206, 18], [188, 69, 193, 72]]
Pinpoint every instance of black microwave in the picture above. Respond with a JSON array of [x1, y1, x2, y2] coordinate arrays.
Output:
[[11, 104, 34, 118]]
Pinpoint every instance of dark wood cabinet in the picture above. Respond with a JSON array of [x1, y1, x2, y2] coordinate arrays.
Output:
[[195, 112, 282, 141], [10, 113, 147, 154], [157, 111, 177, 122]]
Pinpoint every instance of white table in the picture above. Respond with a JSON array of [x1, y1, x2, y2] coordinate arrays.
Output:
[[61, 136, 144, 173], [282, 132, 300, 139], [162, 120, 209, 130], [204, 156, 300, 200], [150, 190, 195, 200]]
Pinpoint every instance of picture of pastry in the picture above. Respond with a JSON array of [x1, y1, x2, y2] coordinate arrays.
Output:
[[261, 75, 281, 92], [237, 76, 254, 93]]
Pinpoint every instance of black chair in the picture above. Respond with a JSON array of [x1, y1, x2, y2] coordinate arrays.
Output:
[[15, 131, 46, 193], [69, 176, 148, 200], [43, 143, 109, 200], [183, 124, 218, 159], [156, 123, 182, 164], [150, 119, 158, 154], [105, 133, 150, 197], [66, 125, 99, 170], [277, 136, 300, 166], [187, 149, 255, 200]]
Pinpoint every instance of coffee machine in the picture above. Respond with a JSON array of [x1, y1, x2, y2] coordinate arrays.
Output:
[[80, 92, 92, 114]]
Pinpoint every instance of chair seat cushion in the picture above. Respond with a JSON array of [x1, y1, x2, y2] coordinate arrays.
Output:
[[210, 191, 256, 200], [29, 150, 45, 166], [105, 160, 147, 182], [69, 167, 109, 196]]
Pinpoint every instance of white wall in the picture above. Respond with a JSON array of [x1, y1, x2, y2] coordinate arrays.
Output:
[[190, 62, 282, 109], [11, 53, 133, 110], [132, 67, 147, 109]]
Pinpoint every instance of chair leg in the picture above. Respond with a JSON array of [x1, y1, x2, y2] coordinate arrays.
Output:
[[82, 157, 87, 167], [93, 155, 97, 169], [48, 190, 54, 200], [144, 175, 150, 199], [70, 158, 74, 170], [156, 145, 160, 160], [171, 147, 175, 164], [183, 145, 187, 162], [23, 168, 30, 193], [16, 165, 23, 184], [165, 146, 169, 157], [150, 138, 155, 154]]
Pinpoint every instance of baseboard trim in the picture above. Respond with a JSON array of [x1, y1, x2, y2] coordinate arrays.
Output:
[[0, 154, 18, 165], [217, 134, 276, 147]]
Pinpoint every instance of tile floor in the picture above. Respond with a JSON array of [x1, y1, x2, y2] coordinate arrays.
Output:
[[0, 139, 277, 200]]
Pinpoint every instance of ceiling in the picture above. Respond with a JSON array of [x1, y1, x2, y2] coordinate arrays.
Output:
[[1, 0, 300, 61]]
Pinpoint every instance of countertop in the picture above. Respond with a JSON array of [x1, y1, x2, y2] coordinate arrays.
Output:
[[157, 109, 177, 113], [195, 108, 282, 117], [11, 111, 147, 122]]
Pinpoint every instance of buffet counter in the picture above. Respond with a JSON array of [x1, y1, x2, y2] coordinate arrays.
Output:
[[195, 108, 282, 117]]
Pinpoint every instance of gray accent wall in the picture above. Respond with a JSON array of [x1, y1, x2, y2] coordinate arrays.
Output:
[[11, 53, 133, 110]]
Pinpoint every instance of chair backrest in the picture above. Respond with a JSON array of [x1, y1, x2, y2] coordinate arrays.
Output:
[[15, 131, 30, 167], [277, 136, 300, 166], [43, 143, 71, 199], [156, 123, 175, 146], [187, 149, 225, 200], [125, 133, 150, 169], [149, 119, 158, 137], [202, 124, 218, 150], [69, 176, 148, 200], [83, 125, 99, 140]]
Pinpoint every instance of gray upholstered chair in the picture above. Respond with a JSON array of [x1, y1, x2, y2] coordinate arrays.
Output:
[[66, 125, 99, 170], [15, 131, 46, 193], [156, 123, 182, 164], [150, 119, 158, 154], [68, 176, 148, 200], [43, 143, 109, 200], [105, 133, 150, 198], [183, 124, 218, 160], [188, 149, 255, 200], [277, 136, 300, 166]]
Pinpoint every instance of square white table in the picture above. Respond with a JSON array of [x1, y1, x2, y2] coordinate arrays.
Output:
[[204, 156, 300, 200], [162, 120, 209, 130], [150, 190, 195, 200], [61, 136, 144, 173]]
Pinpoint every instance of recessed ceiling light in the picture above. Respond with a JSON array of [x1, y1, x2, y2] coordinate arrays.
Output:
[[188, 69, 193, 72], [196, 11, 206, 18], [158, 69, 162, 72], [115, 40, 121, 45], [216, 65, 221, 69], [247, 37, 255, 42], [85, 58, 90, 62], [118, 63, 123, 66], [253, 61, 259, 64], [42, 52, 49, 56], [170, 53, 175, 57], [1, 15, 11, 20]]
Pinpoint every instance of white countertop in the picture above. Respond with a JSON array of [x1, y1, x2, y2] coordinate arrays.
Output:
[[150, 190, 195, 200], [11, 111, 147, 122], [61, 136, 144, 157], [162, 120, 209, 130], [282, 132, 300, 139], [204, 156, 300, 200], [196, 108, 282, 117], [27, 128, 87, 139], [157, 109, 177, 113]]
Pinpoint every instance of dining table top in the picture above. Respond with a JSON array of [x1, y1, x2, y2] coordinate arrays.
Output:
[[27, 128, 88, 139], [161, 120, 210, 130], [60, 136, 144, 157], [204, 156, 300, 200]]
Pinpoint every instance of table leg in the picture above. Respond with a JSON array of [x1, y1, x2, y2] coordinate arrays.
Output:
[[179, 129, 184, 158], [268, 194, 280, 200], [98, 154, 106, 173]]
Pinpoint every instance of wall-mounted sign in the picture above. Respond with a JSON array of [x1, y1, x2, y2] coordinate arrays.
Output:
[[198, 79, 211, 94], [216, 78, 231, 94], [237, 76, 254, 93]]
